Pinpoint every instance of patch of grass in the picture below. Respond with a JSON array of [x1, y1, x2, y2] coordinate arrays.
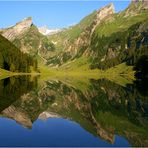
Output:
[[0, 68, 40, 81], [104, 63, 135, 76], [42, 61, 135, 87], [103, 63, 135, 86], [59, 57, 90, 71]]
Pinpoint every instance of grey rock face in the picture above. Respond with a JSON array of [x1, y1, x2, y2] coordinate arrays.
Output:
[[2, 17, 32, 41]]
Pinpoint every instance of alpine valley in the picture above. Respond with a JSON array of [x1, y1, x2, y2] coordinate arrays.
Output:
[[0, 0, 148, 147], [0, 0, 148, 79]]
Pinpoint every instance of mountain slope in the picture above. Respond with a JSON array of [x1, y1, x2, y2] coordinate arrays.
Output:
[[87, 0, 148, 70], [90, 16, 148, 69], [0, 34, 37, 73], [1, 0, 147, 76], [46, 1, 148, 77], [47, 3, 115, 66], [1, 17, 32, 41], [0, 17, 55, 61]]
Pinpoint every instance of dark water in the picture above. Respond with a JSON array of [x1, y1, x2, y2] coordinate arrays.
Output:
[[0, 76, 147, 147]]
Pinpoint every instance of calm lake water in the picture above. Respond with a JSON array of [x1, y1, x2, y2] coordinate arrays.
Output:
[[0, 75, 147, 147]]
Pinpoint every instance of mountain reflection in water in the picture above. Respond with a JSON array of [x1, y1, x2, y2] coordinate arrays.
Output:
[[0, 75, 147, 147]]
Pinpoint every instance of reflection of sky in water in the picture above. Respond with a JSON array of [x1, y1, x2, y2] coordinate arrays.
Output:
[[0, 76, 147, 147], [0, 117, 130, 147]]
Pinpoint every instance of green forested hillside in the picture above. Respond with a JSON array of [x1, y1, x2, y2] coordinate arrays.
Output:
[[0, 34, 37, 73], [90, 18, 148, 69], [87, 3, 148, 71]]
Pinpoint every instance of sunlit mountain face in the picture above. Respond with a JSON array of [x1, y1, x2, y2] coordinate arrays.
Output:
[[0, 0, 148, 147]]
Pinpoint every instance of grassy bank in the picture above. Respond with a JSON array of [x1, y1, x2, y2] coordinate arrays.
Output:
[[38, 61, 135, 87], [0, 61, 135, 87], [0, 68, 14, 80], [0, 68, 40, 80]]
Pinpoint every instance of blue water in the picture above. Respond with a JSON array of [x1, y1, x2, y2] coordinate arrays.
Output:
[[0, 117, 130, 147]]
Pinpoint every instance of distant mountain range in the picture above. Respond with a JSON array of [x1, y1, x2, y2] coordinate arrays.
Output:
[[38, 26, 61, 36]]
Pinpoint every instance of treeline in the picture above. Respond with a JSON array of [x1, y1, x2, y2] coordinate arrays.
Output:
[[90, 20, 148, 71], [0, 34, 38, 72]]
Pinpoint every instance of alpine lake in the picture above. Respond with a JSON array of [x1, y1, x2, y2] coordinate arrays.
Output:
[[0, 73, 147, 147]]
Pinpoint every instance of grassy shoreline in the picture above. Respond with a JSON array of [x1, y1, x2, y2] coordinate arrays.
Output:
[[0, 62, 135, 87], [0, 68, 40, 80]]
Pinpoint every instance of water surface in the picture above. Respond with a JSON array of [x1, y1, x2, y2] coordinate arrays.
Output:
[[0, 75, 147, 147]]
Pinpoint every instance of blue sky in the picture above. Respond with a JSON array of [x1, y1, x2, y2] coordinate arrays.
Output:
[[0, 1, 130, 29]]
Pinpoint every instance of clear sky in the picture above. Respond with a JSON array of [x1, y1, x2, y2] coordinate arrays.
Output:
[[0, 1, 130, 29]]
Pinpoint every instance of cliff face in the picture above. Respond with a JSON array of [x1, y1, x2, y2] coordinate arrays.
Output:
[[2, 17, 32, 41]]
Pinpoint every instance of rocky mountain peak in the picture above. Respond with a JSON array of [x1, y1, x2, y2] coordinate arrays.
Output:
[[131, 0, 148, 9], [96, 3, 115, 20], [124, 0, 148, 17], [2, 17, 33, 41], [15, 17, 32, 28], [90, 3, 115, 36]]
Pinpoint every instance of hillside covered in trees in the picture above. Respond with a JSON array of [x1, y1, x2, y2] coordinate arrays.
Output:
[[90, 19, 148, 70], [0, 34, 37, 73]]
